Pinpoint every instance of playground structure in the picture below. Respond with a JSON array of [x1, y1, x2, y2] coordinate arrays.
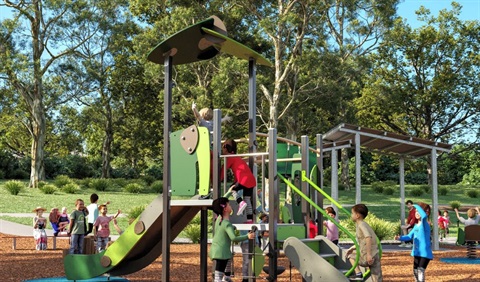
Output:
[[61, 16, 453, 282]]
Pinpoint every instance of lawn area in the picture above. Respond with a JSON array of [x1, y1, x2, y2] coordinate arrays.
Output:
[[1, 180, 478, 233]]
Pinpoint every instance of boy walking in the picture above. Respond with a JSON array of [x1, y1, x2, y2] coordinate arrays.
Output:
[[346, 204, 382, 282]]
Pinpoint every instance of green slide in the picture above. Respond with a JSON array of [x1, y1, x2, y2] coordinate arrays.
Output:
[[64, 195, 210, 280], [64, 125, 212, 280]]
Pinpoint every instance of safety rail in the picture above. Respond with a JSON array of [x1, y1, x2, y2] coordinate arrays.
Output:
[[301, 170, 383, 279], [278, 173, 359, 278]]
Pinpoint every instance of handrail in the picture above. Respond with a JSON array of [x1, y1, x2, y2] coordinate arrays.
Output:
[[301, 170, 383, 278], [277, 173, 359, 277]]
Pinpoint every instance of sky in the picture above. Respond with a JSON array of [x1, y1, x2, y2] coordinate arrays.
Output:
[[397, 0, 480, 26], [1, 1, 479, 23]]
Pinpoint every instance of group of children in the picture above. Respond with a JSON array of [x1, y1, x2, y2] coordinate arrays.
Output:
[[32, 193, 121, 254]]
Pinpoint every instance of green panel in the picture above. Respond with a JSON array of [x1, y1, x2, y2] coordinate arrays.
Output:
[[196, 127, 211, 195], [277, 224, 306, 241], [252, 246, 265, 277], [281, 205, 291, 224], [171, 129, 197, 196], [201, 28, 272, 67], [304, 241, 320, 253], [147, 18, 217, 65], [64, 217, 140, 280]]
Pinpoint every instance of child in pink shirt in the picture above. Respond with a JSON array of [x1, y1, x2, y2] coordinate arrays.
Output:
[[93, 204, 120, 252], [323, 207, 339, 245]]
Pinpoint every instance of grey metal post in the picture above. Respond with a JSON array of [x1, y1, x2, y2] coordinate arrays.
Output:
[[268, 128, 278, 282], [399, 158, 405, 227], [431, 148, 439, 251], [316, 134, 324, 235], [355, 133, 361, 204], [331, 148, 338, 204], [213, 109, 222, 199], [301, 136, 310, 236], [161, 54, 173, 282], [248, 58, 257, 282]]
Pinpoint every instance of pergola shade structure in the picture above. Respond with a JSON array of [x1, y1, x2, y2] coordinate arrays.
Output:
[[322, 123, 452, 251]]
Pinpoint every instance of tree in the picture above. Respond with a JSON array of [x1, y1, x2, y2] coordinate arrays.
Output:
[[0, 0, 111, 187], [356, 2, 480, 143], [355, 2, 480, 180]]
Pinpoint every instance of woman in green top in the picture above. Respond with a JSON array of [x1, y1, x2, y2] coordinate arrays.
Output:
[[210, 197, 255, 282]]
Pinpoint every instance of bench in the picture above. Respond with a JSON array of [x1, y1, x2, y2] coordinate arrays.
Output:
[[4, 234, 69, 250]]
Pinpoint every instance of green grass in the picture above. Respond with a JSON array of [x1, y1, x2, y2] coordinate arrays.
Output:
[[1, 180, 478, 239]]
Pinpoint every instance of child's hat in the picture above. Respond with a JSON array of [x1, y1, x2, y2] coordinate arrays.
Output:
[[32, 206, 47, 212]]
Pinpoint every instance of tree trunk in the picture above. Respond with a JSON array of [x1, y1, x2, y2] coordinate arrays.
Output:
[[101, 103, 113, 178], [29, 96, 46, 188], [341, 148, 350, 190]]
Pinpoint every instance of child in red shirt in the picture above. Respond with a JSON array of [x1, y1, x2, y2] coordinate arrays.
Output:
[[221, 139, 256, 223]]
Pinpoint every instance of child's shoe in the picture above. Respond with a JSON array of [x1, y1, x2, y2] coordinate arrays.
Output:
[[237, 201, 247, 215], [349, 272, 363, 280], [399, 242, 406, 247]]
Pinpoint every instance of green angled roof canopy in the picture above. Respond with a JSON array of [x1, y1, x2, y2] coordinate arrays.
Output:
[[147, 16, 272, 67]]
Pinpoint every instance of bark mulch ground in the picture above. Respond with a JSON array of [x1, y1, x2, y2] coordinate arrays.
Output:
[[1, 234, 479, 281]]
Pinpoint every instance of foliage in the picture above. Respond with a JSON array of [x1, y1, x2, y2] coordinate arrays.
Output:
[[90, 179, 111, 192], [183, 224, 201, 243], [465, 190, 478, 198], [355, 3, 480, 147], [141, 175, 156, 186], [54, 175, 72, 188], [438, 186, 448, 196], [410, 187, 423, 197], [461, 168, 480, 186], [419, 184, 431, 194], [127, 205, 147, 221], [371, 182, 384, 194], [4, 180, 24, 195], [62, 183, 80, 194], [339, 212, 397, 241], [449, 201, 461, 210], [150, 180, 163, 194], [383, 187, 395, 195], [371, 180, 396, 194], [39, 184, 57, 195], [124, 183, 144, 194]]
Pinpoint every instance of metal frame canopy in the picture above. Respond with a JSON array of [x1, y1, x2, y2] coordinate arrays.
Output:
[[322, 123, 452, 252], [323, 123, 452, 158]]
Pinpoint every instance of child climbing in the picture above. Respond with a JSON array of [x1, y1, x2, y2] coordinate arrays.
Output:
[[221, 138, 256, 223]]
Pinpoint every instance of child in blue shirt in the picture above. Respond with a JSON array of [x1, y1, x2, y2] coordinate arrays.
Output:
[[396, 202, 432, 282]]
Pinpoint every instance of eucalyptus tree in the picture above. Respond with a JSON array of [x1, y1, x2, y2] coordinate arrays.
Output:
[[0, 0, 119, 187], [356, 3, 480, 146], [355, 3, 480, 180]]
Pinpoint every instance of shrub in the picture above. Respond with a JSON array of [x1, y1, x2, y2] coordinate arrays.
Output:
[[54, 175, 72, 188], [466, 190, 478, 198], [62, 183, 80, 194], [127, 205, 146, 221], [338, 183, 348, 191], [419, 184, 431, 194], [439, 186, 448, 196], [124, 183, 144, 194], [141, 175, 156, 186], [410, 187, 423, 197], [183, 224, 201, 243], [37, 181, 48, 189], [371, 182, 384, 194], [449, 201, 461, 210], [150, 180, 163, 194], [10, 169, 29, 179], [90, 179, 110, 192], [383, 187, 395, 195], [4, 180, 24, 195], [0, 170, 5, 179], [340, 212, 397, 241], [40, 184, 57, 194]]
